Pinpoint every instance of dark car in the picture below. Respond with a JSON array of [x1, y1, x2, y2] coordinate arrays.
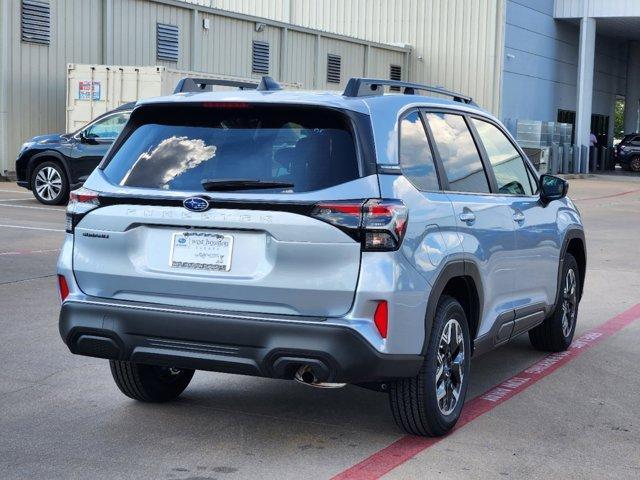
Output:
[[616, 133, 640, 172], [15, 102, 134, 205]]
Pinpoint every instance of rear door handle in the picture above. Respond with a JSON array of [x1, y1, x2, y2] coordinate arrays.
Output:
[[513, 211, 525, 223], [459, 211, 476, 224]]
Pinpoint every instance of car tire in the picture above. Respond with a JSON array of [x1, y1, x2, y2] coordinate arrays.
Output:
[[389, 295, 471, 437], [31, 161, 69, 205], [110, 360, 194, 402], [529, 253, 580, 352], [629, 156, 640, 173]]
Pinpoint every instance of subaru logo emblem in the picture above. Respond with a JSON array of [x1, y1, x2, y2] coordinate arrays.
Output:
[[183, 197, 210, 212]]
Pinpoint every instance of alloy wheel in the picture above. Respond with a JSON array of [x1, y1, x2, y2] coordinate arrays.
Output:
[[435, 318, 465, 415], [34, 166, 63, 201], [631, 157, 640, 172], [561, 268, 578, 337]]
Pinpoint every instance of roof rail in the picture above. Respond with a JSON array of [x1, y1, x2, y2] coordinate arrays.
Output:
[[342, 78, 475, 105], [173, 77, 259, 94]]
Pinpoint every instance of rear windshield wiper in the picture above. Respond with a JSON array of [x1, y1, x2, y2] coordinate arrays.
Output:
[[201, 179, 294, 191]]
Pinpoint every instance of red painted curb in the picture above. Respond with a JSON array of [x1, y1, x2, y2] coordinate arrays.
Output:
[[332, 303, 640, 480]]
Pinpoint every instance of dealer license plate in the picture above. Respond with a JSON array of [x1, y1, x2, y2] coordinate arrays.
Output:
[[169, 231, 233, 272]]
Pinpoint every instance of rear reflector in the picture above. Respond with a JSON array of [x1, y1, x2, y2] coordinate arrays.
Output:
[[374, 301, 389, 338], [58, 275, 70, 303]]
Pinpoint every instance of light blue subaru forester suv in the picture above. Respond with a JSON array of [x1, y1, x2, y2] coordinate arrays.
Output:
[[57, 77, 586, 437]]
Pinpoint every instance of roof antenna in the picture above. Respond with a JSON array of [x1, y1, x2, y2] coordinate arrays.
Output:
[[257, 76, 282, 91]]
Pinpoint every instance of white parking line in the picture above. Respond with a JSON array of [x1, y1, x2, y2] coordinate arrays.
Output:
[[0, 198, 37, 201], [0, 224, 64, 232], [0, 189, 31, 194], [0, 203, 63, 211], [0, 248, 60, 256]]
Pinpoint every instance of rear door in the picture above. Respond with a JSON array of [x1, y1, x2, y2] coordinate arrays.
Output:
[[72, 103, 378, 317], [469, 117, 559, 316], [423, 111, 518, 339]]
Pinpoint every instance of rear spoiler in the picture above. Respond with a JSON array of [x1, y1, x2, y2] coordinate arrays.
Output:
[[173, 77, 259, 94], [173, 76, 283, 94]]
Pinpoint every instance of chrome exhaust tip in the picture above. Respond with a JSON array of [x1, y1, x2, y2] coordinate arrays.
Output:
[[294, 365, 346, 389]]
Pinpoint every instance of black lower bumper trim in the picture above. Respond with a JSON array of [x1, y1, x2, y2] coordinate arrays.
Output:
[[59, 301, 422, 383]]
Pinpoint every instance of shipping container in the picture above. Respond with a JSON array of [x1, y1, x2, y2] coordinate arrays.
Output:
[[65, 64, 300, 133]]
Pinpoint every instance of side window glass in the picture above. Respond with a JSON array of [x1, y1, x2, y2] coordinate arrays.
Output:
[[471, 118, 533, 196], [84, 112, 130, 139], [399, 111, 440, 191], [424, 112, 490, 193]]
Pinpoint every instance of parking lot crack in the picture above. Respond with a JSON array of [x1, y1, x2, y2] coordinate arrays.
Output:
[[0, 273, 55, 286]]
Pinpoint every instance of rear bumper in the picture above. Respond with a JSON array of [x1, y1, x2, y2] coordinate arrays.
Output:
[[59, 300, 422, 383]]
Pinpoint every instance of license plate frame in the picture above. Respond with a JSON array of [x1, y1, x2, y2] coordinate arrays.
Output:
[[169, 231, 234, 272]]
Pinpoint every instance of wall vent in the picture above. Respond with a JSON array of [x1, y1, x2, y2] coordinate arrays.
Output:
[[21, 0, 51, 45], [252, 41, 270, 74], [327, 54, 342, 84], [389, 65, 402, 90], [157, 23, 179, 62]]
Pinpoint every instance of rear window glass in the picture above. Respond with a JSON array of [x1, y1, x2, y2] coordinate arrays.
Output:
[[102, 104, 361, 193]]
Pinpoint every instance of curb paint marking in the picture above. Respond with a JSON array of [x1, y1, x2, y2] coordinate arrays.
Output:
[[331, 303, 640, 480], [575, 188, 640, 202]]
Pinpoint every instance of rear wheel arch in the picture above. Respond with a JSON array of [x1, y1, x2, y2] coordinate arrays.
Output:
[[557, 230, 586, 306], [422, 260, 483, 356]]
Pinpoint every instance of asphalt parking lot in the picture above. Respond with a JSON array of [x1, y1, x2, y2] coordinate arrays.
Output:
[[1, 177, 639, 480]]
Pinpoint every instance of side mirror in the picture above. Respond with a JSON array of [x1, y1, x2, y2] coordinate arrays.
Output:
[[539, 174, 568, 204], [79, 131, 97, 144]]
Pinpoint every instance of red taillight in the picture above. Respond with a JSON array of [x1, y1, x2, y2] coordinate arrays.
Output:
[[311, 199, 408, 251], [374, 301, 388, 338], [311, 201, 364, 230], [362, 199, 408, 251], [69, 189, 99, 204], [58, 275, 69, 302], [66, 187, 100, 233]]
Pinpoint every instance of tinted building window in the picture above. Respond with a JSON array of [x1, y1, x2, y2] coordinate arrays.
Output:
[[399, 111, 439, 191], [472, 119, 534, 196], [425, 113, 490, 193]]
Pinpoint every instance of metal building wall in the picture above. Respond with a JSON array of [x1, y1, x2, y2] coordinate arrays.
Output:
[[292, 0, 506, 114], [555, 0, 640, 18], [183, 0, 507, 113], [367, 47, 408, 83], [282, 30, 315, 87], [0, 0, 103, 176], [0, 0, 408, 175], [503, 0, 627, 143], [110, 0, 193, 70], [198, 12, 282, 79]]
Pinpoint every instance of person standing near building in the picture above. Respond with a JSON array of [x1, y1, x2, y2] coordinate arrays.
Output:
[[590, 132, 598, 147]]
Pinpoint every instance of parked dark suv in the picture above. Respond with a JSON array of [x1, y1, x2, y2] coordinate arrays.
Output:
[[616, 133, 640, 172], [15, 102, 134, 205]]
